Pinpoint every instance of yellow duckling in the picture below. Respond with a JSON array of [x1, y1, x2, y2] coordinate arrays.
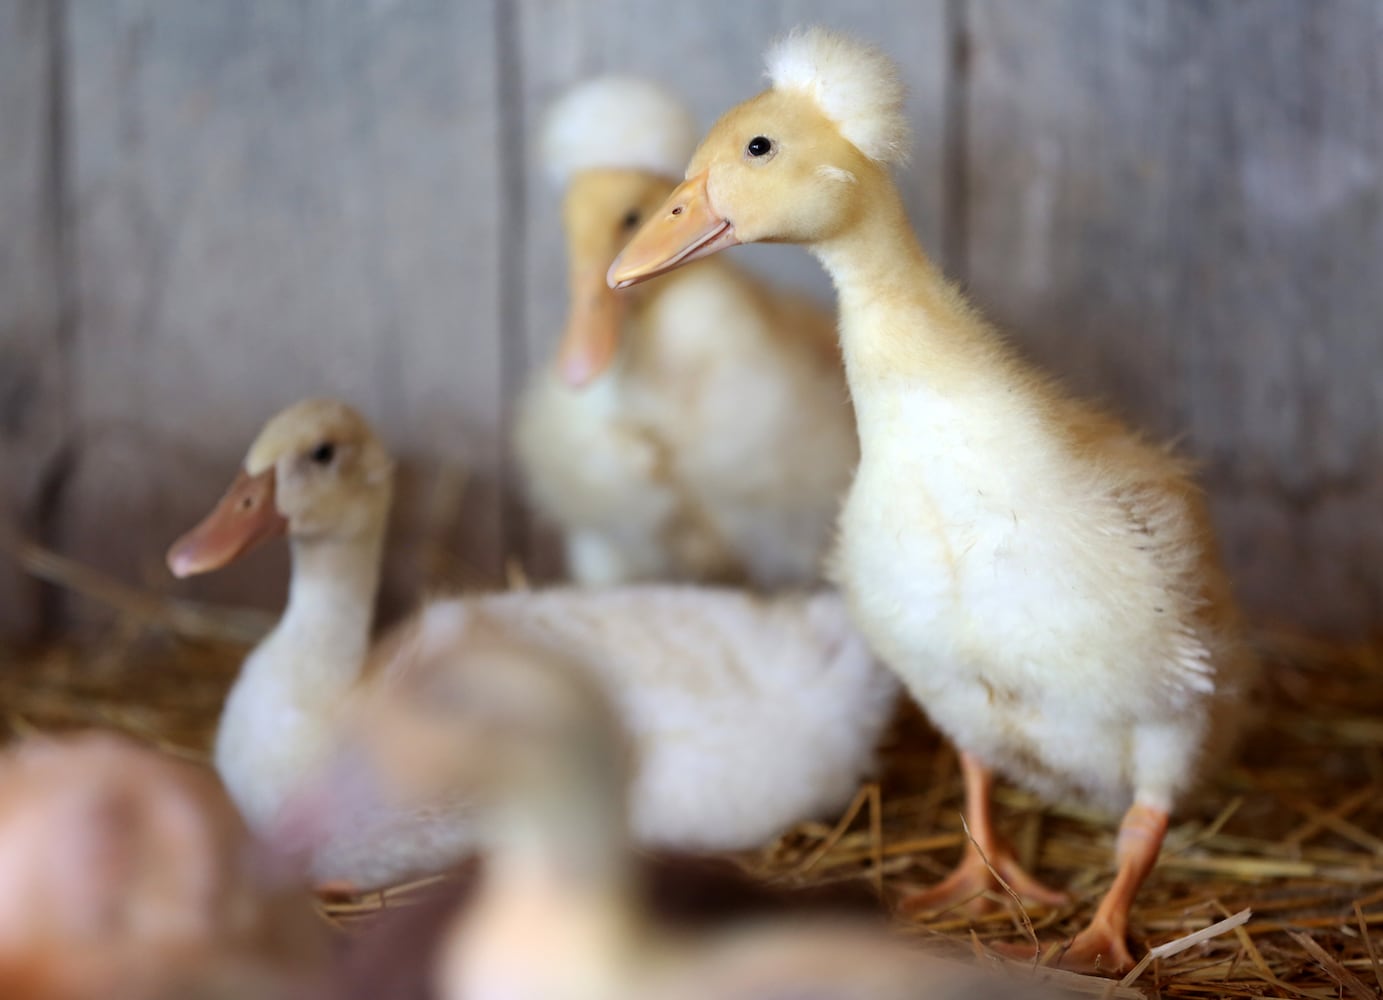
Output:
[[609, 28, 1257, 974], [515, 76, 856, 586]]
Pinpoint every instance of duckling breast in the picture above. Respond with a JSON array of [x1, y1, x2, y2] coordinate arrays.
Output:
[[831, 402, 1248, 814]]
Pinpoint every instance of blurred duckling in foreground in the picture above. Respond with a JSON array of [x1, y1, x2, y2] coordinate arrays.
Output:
[[0, 732, 325, 1000], [609, 28, 1257, 973], [168, 399, 897, 891], [327, 626, 1069, 1000], [320, 855, 885, 1000], [515, 76, 856, 587]]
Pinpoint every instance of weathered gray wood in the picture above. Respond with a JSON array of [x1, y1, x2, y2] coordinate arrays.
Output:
[[512, 0, 951, 575], [59, 0, 508, 619], [0, 0, 67, 638], [0, 0, 1370, 637], [964, 0, 1383, 634]]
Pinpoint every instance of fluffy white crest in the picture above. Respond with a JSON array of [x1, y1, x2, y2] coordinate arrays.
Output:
[[764, 27, 910, 165], [540, 76, 699, 188]]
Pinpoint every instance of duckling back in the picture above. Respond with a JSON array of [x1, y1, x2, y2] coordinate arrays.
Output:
[[293, 585, 897, 889], [462, 586, 897, 850]]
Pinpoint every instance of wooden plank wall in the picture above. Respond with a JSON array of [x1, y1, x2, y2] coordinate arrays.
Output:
[[1, 0, 1379, 636], [60, 0, 507, 622], [962, 0, 1383, 634], [0, 0, 66, 639]]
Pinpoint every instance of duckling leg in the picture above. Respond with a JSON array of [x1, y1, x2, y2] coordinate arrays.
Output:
[[901, 753, 1067, 916], [1052, 800, 1167, 974]]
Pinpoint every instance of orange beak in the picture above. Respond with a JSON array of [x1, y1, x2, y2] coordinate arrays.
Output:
[[166, 468, 287, 578], [556, 264, 625, 387], [607, 171, 739, 290]]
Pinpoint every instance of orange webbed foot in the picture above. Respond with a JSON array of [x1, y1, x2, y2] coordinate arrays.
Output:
[[1054, 919, 1137, 974], [900, 854, 1002, 916], [904, 753, 1068, 918], [986, 801, 1170, 976], [988, 919, 1136, 976], [901, 844, 1067, 917]]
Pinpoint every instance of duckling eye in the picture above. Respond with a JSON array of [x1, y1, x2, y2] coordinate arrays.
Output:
[[745, 136, 774, 158], [310, 442, 335, 466], [621, 209, 641, 230]]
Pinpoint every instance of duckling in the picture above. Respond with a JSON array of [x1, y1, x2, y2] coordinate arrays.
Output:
[[167, 399, 393, 842], [514, 76, 856, 587], [347, 622, 1066, 1000], [168, 399, 897, 891], [608, 28, 1257, 974], [0, 732, 325, 1000], [307, 585, 897, 889]]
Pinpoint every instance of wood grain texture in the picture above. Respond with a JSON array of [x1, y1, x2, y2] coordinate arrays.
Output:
[[963, 0, 1383, 634], [0, 0, 67, 638], [511, 0, 951, 576], [57, 0, 508, 621], [2, 1, 1378, 637]]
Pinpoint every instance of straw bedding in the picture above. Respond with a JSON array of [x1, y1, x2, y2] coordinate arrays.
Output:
[[2, 546, 1380, 998]]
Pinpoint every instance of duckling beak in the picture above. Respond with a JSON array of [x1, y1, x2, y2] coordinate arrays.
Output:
[[166, 468, 287, 578], [556, 264, 624, 387], [607, 171, 739, 289]]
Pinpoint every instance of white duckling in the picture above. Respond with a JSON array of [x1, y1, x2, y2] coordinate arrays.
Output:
[[0, 732, 325, 1000], [167, 399, 392, 841], [168, 399, 897, 891], [514, 76, 856, 587], [608, 28, 1258, 974], [345, 626, 1063, 1000], [288, 584, 897, 890]]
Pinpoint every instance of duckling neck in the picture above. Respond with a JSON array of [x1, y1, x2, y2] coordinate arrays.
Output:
[[467, 839, 643, 1000], [266, 529, 384, 689], [280, 531, 382, 670], [478, 785, 642, 963], [489, 773, 634, 890], [215, 528, 384, 828], [810, 179, 997, 397]]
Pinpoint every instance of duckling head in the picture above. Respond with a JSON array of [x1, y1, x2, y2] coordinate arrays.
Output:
[[541, 77, 698, 386], [167, 398, 394, 577], [609, 27, 909, 288]]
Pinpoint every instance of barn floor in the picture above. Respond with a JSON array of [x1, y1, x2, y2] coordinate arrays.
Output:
[[2, 587, 1381, 998]]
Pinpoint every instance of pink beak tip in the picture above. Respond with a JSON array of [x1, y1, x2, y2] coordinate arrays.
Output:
[[166, 550, 194, 579]]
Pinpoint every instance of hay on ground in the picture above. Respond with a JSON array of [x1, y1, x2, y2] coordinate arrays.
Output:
[[1, 542, 1381, 998]]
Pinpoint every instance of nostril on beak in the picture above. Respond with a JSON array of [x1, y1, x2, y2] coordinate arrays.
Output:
[[671, 206, 684, 216]]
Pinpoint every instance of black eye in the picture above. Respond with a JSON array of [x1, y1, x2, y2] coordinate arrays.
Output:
[[310, 442, 335, 465], [746, 136, 774, 158], [621, 209, 641, 230]]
